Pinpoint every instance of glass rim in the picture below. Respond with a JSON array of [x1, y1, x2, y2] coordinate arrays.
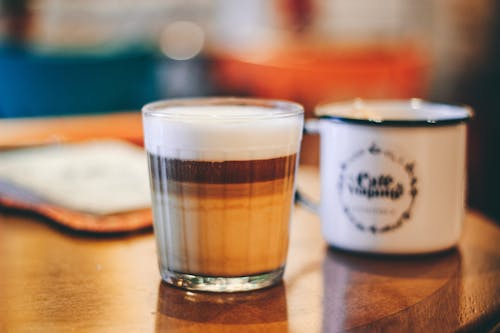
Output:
[[315, 98, 474, 127], [142, 97, 304, 120]]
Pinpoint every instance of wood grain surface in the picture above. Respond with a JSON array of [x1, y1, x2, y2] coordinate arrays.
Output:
[[0, 166, 499, 333]]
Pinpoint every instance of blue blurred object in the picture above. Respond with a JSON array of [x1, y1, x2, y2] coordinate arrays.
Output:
[[0, 45, 159, 118]]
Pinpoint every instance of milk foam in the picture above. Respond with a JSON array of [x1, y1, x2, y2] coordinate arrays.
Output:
[[143, 105, 303, 161]]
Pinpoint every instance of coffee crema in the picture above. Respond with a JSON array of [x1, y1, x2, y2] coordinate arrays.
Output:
[[148, 153, 297, 277]]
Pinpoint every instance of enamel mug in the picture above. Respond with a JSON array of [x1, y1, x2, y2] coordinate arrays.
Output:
[[303, 99, 473, 254]]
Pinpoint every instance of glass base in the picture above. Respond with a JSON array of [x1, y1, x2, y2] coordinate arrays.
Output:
[[161, 267, 284, 293]]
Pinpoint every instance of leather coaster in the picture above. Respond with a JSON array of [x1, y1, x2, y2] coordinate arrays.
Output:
[[0, 140, 153, 234]]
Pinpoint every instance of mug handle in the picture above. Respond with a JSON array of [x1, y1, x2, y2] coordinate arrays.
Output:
[[295, 119, 321, 214]]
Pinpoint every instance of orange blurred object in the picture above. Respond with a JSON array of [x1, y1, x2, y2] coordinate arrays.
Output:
[[213, 43, 430, 114]]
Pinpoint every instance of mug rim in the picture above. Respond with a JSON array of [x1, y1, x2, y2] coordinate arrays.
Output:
[[315, 98, 474, 127]]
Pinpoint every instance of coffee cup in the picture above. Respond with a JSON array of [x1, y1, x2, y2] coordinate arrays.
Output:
[[298, 99, 473, 254], [142, 97, 303, 292]]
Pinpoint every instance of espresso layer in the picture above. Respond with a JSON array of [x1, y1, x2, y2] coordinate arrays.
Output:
[[148, 154, 296, 184], [164, 179, 291, 198]]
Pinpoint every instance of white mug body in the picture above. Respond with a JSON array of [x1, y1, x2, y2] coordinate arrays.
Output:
[[315, 100, 471, 254]]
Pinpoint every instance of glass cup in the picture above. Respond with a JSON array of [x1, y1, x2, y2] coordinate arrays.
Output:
[[142, 97, 304, 292]]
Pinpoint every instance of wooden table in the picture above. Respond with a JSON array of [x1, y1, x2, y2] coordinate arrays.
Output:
[[0, 112, 144, 148], [0, 166, 499, 333]]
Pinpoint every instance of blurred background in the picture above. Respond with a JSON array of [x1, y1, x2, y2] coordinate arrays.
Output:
[[0, 0, 499, 221]]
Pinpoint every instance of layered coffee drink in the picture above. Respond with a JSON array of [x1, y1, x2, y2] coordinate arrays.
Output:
[[142, 99, 303, 291]]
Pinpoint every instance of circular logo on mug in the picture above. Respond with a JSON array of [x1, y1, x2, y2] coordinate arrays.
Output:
[[338, 143, 418, 233]]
